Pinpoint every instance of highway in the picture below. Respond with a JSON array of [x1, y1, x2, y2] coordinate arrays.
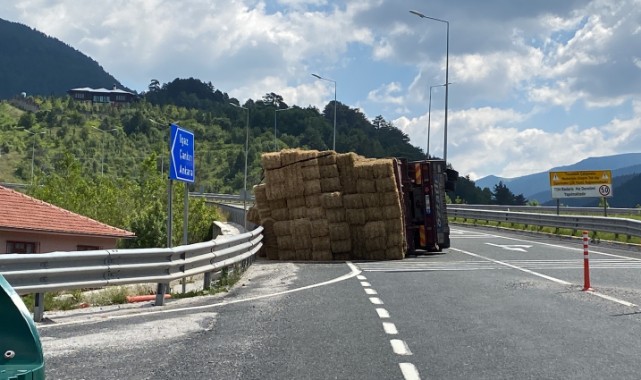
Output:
[[39, 225, 641, 379]]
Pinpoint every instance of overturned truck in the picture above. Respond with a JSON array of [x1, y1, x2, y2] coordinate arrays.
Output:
[[250, 149, 455, 261]]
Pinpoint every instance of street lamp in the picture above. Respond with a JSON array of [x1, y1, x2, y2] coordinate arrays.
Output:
[[90, 126, 118, 176], [24, 130, 46, 185], [274, 107, 293, 151], [410, 10, 450, 162], [230, 102, 250, 229], [427, 83, 447, 158], [311, 73, 337, 151]]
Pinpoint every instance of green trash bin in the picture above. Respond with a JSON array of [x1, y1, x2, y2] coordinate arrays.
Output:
[[0, 274, 45, 380]]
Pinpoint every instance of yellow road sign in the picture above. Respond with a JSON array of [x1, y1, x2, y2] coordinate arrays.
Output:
[[549, 170, 612, 186]]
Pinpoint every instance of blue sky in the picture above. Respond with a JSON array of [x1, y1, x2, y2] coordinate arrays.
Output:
[[2, 0, 640, 180]]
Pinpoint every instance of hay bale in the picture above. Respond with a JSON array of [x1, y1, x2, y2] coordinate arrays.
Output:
[[295, 249, 312, 261], [346, 209, 366, 225], [265, 246, 280, 260], [367, 250, 387, 261], [380, 192, 400, 206], [278, 250, 296, 261], [357, 178, 376, 193], [302, 165, 321, 180], [247, 206, 260, 224], [331, 239, 352, 253], [269, 198, 287, 209], [366, 207, 384, 222], [375, 177, 397, 193], [254, 183, 268, 203], [364, 221, 387, 251], [261, 152, 282, 170], [312, 236, 331, 251], [321, 192, 343, 209], [290, 218, 311, 237], [325, 208, 346, 223], [312, 251, 333, 261], [273, 221, 291, 236], [333, 252, 351, 261], [310, 220, 330, 238], [343, 194, 363, 209], [371, 159, 395, 178], [350, 225, 366, 260], [305, 195, 321, 208], [281, 149, 303, 166], [290, 206, 307, 219], [258, 207, 272, 221], [383, 204, 402, 219], [320, 177, 342, 192], [261, 218, 277, 246], [277, 235, 295, 250], [304, 179, 322, 195], [286, 196, 306, 208], [387, 233, 404, 248], [361, 193, 380, 208], [317, 152, 337, 165], [385, 246, 405, 260], [319, 164, 339, 178], [307, 207, 325, 220], [385, 218, 404, 235], [329, 222, 351, 241], [271, 208, 289, 221], [282, 165, 305, 197], [355, 161, 375, 179], [265, 182, 287, 201]]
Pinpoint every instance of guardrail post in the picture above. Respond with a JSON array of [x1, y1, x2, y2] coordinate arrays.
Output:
[[203, 272, 212, 290], [33, 292, 45, 322], [582, 230, 591, 291]]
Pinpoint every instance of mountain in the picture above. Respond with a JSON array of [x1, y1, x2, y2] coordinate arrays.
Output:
[[475, 153, 641, 205], [0, 18, 125, 99]]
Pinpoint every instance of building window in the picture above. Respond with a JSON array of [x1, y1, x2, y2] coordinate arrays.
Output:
[[74, 93, 85, 99], [92, 95, 110, 103], [115, 95, 126, 102], [77, 245, 100, 251], [6, 241, 38, 254]]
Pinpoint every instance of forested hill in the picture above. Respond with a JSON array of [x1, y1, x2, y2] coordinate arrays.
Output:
[[0, 18, 124, 99]]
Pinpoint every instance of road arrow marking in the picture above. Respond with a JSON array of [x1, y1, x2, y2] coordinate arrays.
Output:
[[485, 243, 533, 252]]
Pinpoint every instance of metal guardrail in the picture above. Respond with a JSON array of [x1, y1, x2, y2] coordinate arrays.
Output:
[[0, 227, 263, 322], [450, 204, 641, 216], [449, 207, 641, 239], [190, 192, 255, 203]]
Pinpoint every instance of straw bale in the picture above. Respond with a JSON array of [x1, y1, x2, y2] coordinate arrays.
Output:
[[273, 221, 291, 236], [371, 159, 395, 178], [258, 207, 272, 221], [325, 208, 346, 223], [304, 179, 322, 195], [254, 183, 268, 202], [247, 206, 260, 224], [380, 192, 400, 206], [319, 164, 339, 178], [350, 225, 366, 259], [265, 167, 287, 183], [312, 250, 333, 261], [265, 246, 280, 260], [364, 221, 387, 239], [310, 220, 330, 238], [286, 196, 306, 208], [355, 161, 375, 179], [298, 149, 319, 161], [366, 207, 384, 222], [317, 152, 337, 165], [385, 246, 405, 260], [361, 193, 380, 208], [269, 198, 287, 209], [383, 204, 402, 219], [277, 235, 295, 250], [305, 195, 322, 208], [385, 218, 404, 235], [357, 178, 376, 193], [290, 218, 312, 237], [312, 236, 331, 251], [345, 208, 366, 225], [290, 206, 307, 220], [295, 249, 312, 261], [278, 250, 296, 261], [300, 157, 319, 167], [261, 152, 282, 170], [331, 239, 352, 253], [336, 152, 362, 167], [367, 250, 387, 261], [329, 222, 351, 241], [294, 236, 312, 250], [261, 218, 278, 246], [281, 149, 303, 166], [282, 165, 305, 197], [320, 177, 342, 192], [375, 177, 397, 193], [265, 182, 287, 201], [387, 233, 404, 248], [321, 192, 343, 209], [307, 207, 325, 220], [343, 194, 363, 209], [302, 165, 321, 180], [271, 208, 289, 221], [333, 252, 351, 261]]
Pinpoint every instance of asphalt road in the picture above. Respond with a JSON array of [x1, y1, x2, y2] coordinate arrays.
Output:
[[38, 225, 641, 379]]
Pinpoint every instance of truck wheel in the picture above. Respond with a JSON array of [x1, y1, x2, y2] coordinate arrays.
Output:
[[441, 235, 451, 249]]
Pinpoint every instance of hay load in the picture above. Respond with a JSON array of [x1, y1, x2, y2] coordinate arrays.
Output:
[[253, 149, 405, 261]]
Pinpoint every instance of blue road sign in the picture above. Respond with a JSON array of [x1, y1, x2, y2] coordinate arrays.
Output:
[[169, 123, 195, 183]]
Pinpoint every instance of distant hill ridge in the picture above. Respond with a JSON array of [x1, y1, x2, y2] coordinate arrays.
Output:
[[475, 153, 641, 206], [0, 18, 125, 99]]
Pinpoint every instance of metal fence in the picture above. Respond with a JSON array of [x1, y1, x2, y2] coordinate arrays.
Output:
[[448, 207, 641, 239], [448, 204, 641, 217], [0, 227, 263, 322]]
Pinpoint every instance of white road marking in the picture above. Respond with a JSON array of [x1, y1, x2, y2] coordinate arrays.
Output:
[[361, 281, 372, 287], [399, 363, 421, 380], [376, 308, 390, 318], [369, 297, 384, 305], [485, 243, 533, 252], [364, 288, 378, 295], [383, 322, 398, 335], [390, 339, 412, 355], [586, 289, 637, 307], [357, 275, 367, 280]]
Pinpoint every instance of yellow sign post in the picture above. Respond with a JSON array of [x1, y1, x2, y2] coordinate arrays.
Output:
[[549, 170, 612, 199]]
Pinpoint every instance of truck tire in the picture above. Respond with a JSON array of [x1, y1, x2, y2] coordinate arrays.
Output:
[[441, 234, 451, 249]]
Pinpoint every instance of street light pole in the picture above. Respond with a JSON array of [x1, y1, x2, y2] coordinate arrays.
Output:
[[274, 107, 293, 152], [24, 130, 46, 185], [230, 102, 250, 229], [312, 73, 337, 151], [90, 126, 118, 175], [410, 10, 450, 162], [427, 84, 447, 158]]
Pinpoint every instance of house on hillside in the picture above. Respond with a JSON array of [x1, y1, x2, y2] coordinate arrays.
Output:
[[67, 85, 137, 104], [0, 185, 135, 254]]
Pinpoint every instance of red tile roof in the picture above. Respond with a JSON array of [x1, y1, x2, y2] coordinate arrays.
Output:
[[0, 185, 135, 238]]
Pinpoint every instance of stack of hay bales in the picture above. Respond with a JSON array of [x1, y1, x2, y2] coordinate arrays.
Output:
[[253, 148, 406, 261]]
